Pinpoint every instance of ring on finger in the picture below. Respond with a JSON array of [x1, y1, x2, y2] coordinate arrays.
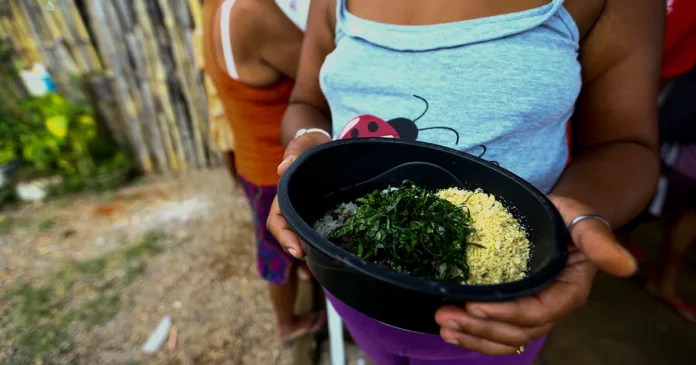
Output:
[[516, 341, 532, 355]]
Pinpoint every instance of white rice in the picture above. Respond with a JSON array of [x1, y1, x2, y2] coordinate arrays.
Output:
[[313, 202, 357, 238], [314, 188, 399, 237]]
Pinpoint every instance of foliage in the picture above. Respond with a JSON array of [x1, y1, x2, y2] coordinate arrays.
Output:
[[0, 145, 16, 165], [329, 182, 478, 283], [2, 92, 130, 188], [0, 41, 129, 188], [0, 41, 26, 165], [19, 93, 94, 176], [0, 111, 31, 166]]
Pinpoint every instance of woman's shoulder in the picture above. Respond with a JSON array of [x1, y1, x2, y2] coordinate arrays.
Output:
[[313, 0, 338, 34], [562, 0, 605, 40]]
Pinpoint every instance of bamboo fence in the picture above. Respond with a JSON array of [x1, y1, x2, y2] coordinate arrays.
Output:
[[4, 0, 224, 173], [0, 1, 41, 68]]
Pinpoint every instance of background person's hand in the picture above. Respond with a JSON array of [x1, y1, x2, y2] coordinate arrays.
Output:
[[268, 132, 332, 259], [435, 196, 638, 355]]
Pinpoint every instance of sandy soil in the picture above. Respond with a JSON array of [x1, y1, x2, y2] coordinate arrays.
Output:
[[0, 170, 324, 365]]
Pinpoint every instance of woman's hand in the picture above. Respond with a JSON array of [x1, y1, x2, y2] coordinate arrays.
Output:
[[435, 196, 638, 356], [268, 132, 332, 258]]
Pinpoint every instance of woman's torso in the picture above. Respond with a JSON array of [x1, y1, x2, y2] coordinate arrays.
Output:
[[202, 0, 301, 186], [319, 0, 587, 357], [320, 0, 583, 194]]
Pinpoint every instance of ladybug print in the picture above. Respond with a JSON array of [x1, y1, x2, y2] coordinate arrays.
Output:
[[338, 95, 460, 145], [338, 114, 399, 139]]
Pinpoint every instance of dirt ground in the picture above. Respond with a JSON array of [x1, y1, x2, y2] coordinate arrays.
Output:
[[0, 170, 311, 365], [1, 169, 695, 365]]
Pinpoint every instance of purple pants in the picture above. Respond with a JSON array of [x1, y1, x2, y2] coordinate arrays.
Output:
[[325, 291, 544, 365], [239, 174, 300, 285]]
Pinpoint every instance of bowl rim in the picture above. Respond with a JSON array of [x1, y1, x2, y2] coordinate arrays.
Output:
[[278, 138, 569, 302]]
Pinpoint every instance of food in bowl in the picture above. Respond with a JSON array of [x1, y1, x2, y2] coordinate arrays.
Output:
[[280, 139, 569, 333], [314, 181, 530, 285], [436, 187, 530, 284]]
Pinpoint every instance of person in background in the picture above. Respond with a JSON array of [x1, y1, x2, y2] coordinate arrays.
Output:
[[646, 68, 696, 323], [202, 0, 324, 343], [268, 0, 663, 363], [204, 74, 239, 188], [643, 0, 696, 322], [615, 0, 696, 323]]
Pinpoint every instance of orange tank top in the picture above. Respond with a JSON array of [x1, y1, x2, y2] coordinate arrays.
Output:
[[202, 0, 293, 186]]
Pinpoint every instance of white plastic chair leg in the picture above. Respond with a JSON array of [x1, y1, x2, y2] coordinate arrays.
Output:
[[326, 298, 346, 365]]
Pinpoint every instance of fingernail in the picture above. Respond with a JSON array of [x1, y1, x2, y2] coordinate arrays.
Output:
[[468, 307, 487, 319], [444, 321, 461, 331], [445, 338, 459, 346], [278, 156, 295, 170], [288, 248, 298, 258]]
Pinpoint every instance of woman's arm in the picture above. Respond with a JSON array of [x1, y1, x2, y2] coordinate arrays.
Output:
[[551, 0, 664, 275], [220, 0, 304, 81], [255, 0, 305, 79], [436, 0, 664, 355], [280, 0, 336, 147], [269, 0, 338, 255]]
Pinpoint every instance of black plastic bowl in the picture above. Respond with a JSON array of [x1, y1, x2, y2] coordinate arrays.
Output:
[[278, 138, 569, 334]]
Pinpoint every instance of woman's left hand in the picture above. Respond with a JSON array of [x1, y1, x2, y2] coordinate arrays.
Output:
[[435, 195, 638, 356]]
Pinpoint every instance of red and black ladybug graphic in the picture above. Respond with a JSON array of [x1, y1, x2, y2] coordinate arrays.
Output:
[[338, 95, 502, 165], [337, 95, 460, 145]]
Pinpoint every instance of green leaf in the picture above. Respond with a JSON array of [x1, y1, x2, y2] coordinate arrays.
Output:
[[45, 115, 68, 139], [328, 182, 475, 283]]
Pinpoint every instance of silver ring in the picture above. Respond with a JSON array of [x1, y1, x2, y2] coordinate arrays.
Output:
[[568, 214, 611, 233]]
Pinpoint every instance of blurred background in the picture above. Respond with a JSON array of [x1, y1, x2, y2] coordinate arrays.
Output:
[[0, 1, 694, 365]]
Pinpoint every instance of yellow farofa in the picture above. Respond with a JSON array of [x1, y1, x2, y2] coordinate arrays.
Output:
[[436, 188, 530, 285]]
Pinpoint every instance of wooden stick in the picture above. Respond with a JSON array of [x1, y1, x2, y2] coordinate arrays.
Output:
[[157, 0, 208, 168], [64, 0, 103, 71], [86, 0, 153, 172], [134, 0, 187, 170]]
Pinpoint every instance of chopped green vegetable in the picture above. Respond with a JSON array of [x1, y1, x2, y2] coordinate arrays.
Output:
[[329, 181, 475, 282]]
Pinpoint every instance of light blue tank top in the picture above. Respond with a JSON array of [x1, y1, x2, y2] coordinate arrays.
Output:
[[319, 0, 581, 194]]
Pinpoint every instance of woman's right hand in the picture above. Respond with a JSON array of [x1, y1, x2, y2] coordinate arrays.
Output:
[[268, 132, 332, 259]]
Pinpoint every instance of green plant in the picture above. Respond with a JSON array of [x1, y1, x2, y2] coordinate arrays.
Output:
[[0, 39, 129, 189], [0, 119, 23, 165], [0, 41, 29, 166], [329, 182, 479, 282], [10, 92, 130, 189], [0, 107, 36, 166], [18, 93, 95, 176], [0, 144, 16, 165], [95, 150, 129, 175]]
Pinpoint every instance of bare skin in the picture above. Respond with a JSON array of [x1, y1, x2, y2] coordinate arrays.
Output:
[[209, 0, 324, 343], [646, 210, 696, 323], [626, 76, 696, 323], [211, 0, 304, 84], [270, 0, 663, 356]]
